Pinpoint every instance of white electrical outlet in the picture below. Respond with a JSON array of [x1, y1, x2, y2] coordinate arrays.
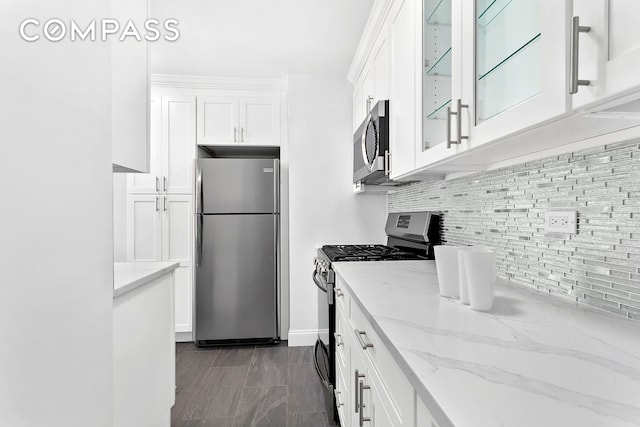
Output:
[[544, 210, 577, 234]]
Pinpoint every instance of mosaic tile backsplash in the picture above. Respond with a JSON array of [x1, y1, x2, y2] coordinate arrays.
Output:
[[388, 140, 640, 320]]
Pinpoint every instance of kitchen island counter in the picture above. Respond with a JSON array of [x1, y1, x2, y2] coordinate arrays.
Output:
[[332, 260, 640, 427], [114, 261, 179, 298]]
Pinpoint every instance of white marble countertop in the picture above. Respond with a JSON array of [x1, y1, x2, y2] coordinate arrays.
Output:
[[332, 260, 640, 427], [113, 262, 179, 298]]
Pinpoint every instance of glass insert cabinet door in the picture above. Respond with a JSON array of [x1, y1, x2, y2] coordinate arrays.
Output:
[[420, 0, 570, 169], [423, 0, 453, 151], [464, 0, 569, 147], [476, 0, 541, 123]]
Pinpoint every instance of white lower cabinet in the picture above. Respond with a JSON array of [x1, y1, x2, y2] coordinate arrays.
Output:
[[127, 194, 193, 338], [335, 276, 415, 427], [113, 271, 175, 427], [416, 396, 439, 427]]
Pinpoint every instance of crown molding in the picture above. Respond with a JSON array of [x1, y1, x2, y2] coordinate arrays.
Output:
[[346, 0, 394, 85], [150, 74, 288, 91]]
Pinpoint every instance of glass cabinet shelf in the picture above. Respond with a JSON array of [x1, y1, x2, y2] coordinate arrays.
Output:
[[426, 0, 452, 25], [426, 98, 452, 120], [478, 33, 540, 81], [426, 47, 452, 76], [478, 0, 515, 27]]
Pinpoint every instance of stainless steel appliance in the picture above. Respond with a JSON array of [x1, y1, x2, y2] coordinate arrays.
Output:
[[353, 100, 393, 185], [312, 211, 441, 424], [195, 158, 280, 346]]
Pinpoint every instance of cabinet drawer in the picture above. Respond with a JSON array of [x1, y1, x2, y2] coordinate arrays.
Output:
[[350, 300, 413, 424], [334, 275, 350, 316], [334, 349, 350, 426], [335, 307, 349, 375]]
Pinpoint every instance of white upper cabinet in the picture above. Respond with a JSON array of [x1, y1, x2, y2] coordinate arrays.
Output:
[[572, 0, 640, 110], [129, 95, 196, 195], [197, 93, 281, 146], [461, 0, 570, 149], [111, 0, 149, 173], [196, 96, 239, 145], [239, 97, 281, 145], [163, 96, 196, 194], [129, 95, 162, 193], [416, 0, 571, 173], [388, 0, 418, 179], [353, 27, 390, 130], [373, 34, 390, 104], [351, 0, 640, 180]]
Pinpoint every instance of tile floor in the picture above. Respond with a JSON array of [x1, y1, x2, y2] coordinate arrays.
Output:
[[171, 342, 336, 427]]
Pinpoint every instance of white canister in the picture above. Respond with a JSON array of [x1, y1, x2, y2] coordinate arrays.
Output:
[[457, 246, 491, 305], [433, 245, 460, 298], [461, 250, 497, 311]]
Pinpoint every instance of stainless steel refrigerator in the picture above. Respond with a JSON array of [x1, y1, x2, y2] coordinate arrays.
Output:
[[195, 158, 279, 345]]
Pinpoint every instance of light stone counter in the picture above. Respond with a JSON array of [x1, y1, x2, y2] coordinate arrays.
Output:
[[113, 261, 179, 298], [332, 260, 640, 427]]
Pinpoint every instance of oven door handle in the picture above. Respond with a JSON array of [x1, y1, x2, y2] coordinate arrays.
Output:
[[312, 270, 328, 293], [313, 270, 334, 304], [313, 340, 331, 391]]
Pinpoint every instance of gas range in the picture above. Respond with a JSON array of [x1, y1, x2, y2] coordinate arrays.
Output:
[[312, 211, 441, 425], [319, 244, 429, 262]]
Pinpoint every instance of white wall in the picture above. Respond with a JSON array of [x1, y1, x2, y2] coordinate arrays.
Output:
[[0, 1, 114, 425], [287, 75, 387, 346]]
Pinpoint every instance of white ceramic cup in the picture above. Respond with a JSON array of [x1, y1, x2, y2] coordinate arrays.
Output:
[[433, 245, 460, 298], [461, 250, 497, 311], [457, 246, 491, 305]]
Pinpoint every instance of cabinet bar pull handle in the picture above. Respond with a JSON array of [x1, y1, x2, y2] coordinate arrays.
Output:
[[570, 16, 591, 94], [240, 127, 244, 142], [447, 99, 467, 148], [234, 127, 237, 142], [334, 389, 344, 408], [155, 176, 160, 192], [155, 196, 159, 211], [446, 105, 455, 148], [359, 381, 371, 426], [384, 150, 391, 177], [456, 99, 469, 145], [354, 329, 374, 350], [163, 176, 167, 192], [334, 332, 344, 347], [354, 369, 365, 412], [163, 196, 167, 212]]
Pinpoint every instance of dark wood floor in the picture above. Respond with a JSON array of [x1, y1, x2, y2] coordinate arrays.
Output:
[[172, 342, 336, 427]]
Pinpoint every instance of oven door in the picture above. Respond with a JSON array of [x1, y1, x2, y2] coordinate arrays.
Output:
[[312, 269, 338, 424]]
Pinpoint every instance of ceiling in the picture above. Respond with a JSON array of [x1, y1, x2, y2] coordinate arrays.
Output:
[[149, 0, 375, 78]]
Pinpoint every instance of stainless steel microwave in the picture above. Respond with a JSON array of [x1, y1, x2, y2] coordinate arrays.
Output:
[[353, 100, 393, 185]]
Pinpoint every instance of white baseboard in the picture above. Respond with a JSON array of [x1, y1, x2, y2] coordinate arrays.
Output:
[[287, 329, 320, 347], [175, 331, 193, 343]]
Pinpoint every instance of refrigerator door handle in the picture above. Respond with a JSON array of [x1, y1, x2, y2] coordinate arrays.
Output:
[[274, 214, 279, 336], [196, 214, 203, 268], [195, 162, 203, 214], [273, 159, 280, 213]]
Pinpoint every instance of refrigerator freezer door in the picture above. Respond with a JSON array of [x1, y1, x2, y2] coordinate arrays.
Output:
[[197, 158, 279, 214], [195, 214, 278, 341]]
